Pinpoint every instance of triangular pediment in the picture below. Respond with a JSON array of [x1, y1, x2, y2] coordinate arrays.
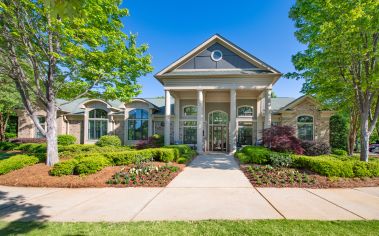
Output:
[[155, 34, 281, 79]]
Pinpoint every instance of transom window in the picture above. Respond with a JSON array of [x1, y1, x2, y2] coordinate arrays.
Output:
[[35, 116, 46, 138], [238, 106, 254, 117], [183, 106, 197, 117], [88, 109, 108, 140], [183, 121, 197, 144], [128, 109, 148, 140], [209, 111, 228, 125], [297, 115, 314, 141]]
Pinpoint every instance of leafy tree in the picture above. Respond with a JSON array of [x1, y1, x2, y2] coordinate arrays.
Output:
[[0, 76, 21, 141], [329, 115, 348, 150], [289, 0, 379, 161], [0, 0, 152, 165]]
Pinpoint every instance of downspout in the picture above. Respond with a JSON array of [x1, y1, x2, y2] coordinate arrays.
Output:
[[63, 115, 69, 135]]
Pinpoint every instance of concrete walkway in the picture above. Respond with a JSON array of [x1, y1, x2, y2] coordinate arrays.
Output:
[[1, 153, 379, 222]]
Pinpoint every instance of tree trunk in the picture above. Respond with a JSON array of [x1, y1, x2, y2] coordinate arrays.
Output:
[[360, 114, 370, 162], [45, 100, 58, 166], [0, 112, 5, 142], [348, 108, 359, 156]]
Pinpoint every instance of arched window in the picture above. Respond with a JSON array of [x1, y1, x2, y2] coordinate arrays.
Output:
[[88, 109, 108, 140], [297, 116, 314, 141], [208, 111, 228, 125], [128, 109, 148, 140], [183, 106, 197, 117], [238, 106, 254, 117]]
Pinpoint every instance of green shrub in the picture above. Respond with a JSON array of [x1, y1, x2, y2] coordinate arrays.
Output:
[[150, 148, 176, 162], [103, 150, 153, 165], [0, 155, 39, 175], [74, 156, 111, 175], [176, 157, 187, 164], [235, 146, 272, 164], [50, 159, 79, 176], [331, 148, 348, 156], [269, 152, 292, 167], [15, 143, 47, 153], [57, 135, 77, 146], [4, 132, 17, 139], [329, 114, 348, 150], [96, 135, 121, 147], [353, 162, 372, 177], [0, 142, 19, 151], [234, 152, 250, 164], [367, 162, 379, 177], [58, 144, 131, 158], [165, 145, 196, 162]]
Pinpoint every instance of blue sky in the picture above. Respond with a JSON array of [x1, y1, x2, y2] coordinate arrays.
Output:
[[121, 0, 305, 98]]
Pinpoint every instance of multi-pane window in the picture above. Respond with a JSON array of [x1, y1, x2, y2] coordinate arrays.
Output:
[[88, 109, 108, 140], [237, 121, 253, 147], [183, 121, 197, 144], [297, 116, 314, 141], [183, 106, 197, 117], [238, 106, 254, 117], [35, 116, 46, 138], [208, 111, 228, 125], [128, 109, 148, 140]]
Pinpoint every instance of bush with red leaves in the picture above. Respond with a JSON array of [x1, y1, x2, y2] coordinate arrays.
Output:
[[263, 126, 304, 154], [9, 138, 46, 144]]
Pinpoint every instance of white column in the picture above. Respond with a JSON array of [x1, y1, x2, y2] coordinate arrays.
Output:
[[164, 90, 171, 146], [264, 88, 272, 129], [123, 109, 128, 145], [83, 109, 88, 144], [197, 90, 204, 153], [229, 89, 237, 153], [174, 97, 180, 143], [148, 109, 153, 137]]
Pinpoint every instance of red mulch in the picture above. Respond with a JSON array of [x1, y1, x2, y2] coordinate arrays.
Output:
[[0, 162, 184, 188], [241, 164, 379, 188]]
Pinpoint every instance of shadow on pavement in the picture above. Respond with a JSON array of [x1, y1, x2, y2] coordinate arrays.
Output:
[[0, 190, 48, 235]]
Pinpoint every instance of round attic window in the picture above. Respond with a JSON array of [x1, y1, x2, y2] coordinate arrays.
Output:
[[211, 50, 223, 61]]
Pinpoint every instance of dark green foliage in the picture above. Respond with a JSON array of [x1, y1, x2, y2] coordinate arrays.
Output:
[[15, 143, 47, 153], [0, 155, 39, 175], [57, 135, 77, 146], [4, 132, 17, 139], [96, 135, 122, 147], [0, 142, 19, 151], [74, 156, 111, 175], [331, 148, 348, 156], [301, 141, 330, 156], [269, 152, 293, 167], [235, 146, 271, 164], [165, 144, 196, 162], [50, 159, 79, 176], [329, 115, 348, 150]]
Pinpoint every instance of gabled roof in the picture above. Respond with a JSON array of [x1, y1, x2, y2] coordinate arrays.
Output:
[[155, 34, 281, 81], [271, 97, 297, 111], [276, 95, 320, 112]]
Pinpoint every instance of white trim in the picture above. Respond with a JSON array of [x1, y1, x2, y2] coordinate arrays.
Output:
[[79, 99, 114, 110], [296, 114, 315, 141], [237, 105, 254, 118], [182, 105, 197, 118], [211, 50, 223, 61]]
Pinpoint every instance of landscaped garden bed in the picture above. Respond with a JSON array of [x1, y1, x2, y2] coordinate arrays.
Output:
[[0, 135, 195, 187], [240, 164, 379, 188]]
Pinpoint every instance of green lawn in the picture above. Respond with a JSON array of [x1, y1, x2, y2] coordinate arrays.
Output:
[[1, 220, 379, 236]]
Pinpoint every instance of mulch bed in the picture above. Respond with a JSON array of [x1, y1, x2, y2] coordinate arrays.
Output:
[[0, 162, 184, 188], [241, 164, 379, 188]]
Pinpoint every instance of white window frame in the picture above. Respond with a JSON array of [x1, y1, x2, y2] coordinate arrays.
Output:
[[237, 105, 254, 117], [183, 105, 197, 117], [35, 116, 46, 138], [88, 109, 109, 140], [296, 115, 314, 141]]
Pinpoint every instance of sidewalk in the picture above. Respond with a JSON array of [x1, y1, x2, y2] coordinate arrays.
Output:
[[0, 154, 379, 222]]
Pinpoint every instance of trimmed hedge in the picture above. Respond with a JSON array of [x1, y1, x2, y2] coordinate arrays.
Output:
[[74, 156, 111, 175], [165, 145, 196, 163], [15, 143, 47, 153], [0, 155, 39, 175], [57, 135, 77, 146], [96, 135, 121, 147], [290, 155, 379, 178], [0, 142, 19, 151], [235, 145, 379, 178], [331, 148, 348, 156], [235, 146, 272, 164], [50, 159, 79, 176]]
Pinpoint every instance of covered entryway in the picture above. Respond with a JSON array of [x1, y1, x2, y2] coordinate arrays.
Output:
[[208, 111, 229, 152]]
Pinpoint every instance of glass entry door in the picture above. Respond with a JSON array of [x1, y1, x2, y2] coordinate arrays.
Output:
[[209, 125, 228, 152]]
